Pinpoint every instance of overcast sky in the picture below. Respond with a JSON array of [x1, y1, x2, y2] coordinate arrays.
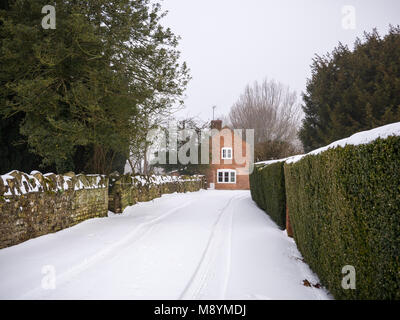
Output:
[[161, 0, 400, 122]]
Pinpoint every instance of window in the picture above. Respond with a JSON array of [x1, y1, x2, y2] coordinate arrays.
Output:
[[217, 170, 236, 184], [221, 147, 232, 159]]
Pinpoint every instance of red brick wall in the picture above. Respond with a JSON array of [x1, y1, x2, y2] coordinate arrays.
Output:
[[208, 171, 249, 190], [206, 128, 251, 190]]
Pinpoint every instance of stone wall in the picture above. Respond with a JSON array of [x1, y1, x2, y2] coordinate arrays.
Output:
[[0, 171, 206, 249], [0, 171, 108, 249], [108, 174, 207, 213]]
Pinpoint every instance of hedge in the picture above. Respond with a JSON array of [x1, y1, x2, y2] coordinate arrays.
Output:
[[284, 136, 400, 299], [249, 161, 286, 229]]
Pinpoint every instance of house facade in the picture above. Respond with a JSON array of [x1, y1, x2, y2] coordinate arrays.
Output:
[[205, 120, 251, 190]]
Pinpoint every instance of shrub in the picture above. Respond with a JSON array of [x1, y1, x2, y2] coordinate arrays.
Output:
[[284, 136, 400, 299], [250, 161, 286, 229]]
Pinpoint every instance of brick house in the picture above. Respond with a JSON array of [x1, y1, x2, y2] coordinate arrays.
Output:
[[205, 120, 251, 190]]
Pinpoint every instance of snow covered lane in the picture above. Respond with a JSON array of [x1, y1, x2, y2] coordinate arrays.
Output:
[[0, 190, 331, 300]]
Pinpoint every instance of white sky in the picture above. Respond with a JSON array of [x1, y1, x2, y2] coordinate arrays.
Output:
[[161, 0, 400, 122]]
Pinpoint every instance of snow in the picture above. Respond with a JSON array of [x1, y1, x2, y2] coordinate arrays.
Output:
[[1, 170, 201, 202], [287, 121, 400, 164], [0, 171, 107, 196], [129, 174, 203, 187], [256, 121, 400, 165], [43, 173, 56, 177], [0, 190, 331, 300], [254, 158, 289, 166]]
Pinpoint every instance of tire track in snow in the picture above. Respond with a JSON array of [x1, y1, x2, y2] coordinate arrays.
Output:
[[20, 200, 194, 299], [221, 200, 234, 299], [179, 193, 245, 300]]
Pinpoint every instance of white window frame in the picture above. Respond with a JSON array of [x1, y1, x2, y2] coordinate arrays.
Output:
[[221, 147, 232, 159], [217, 169, 236, 184]]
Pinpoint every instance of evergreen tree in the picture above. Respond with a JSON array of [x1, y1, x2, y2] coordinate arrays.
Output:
[[0, 0, 189, 174], [0, 0, 53, 174], [299, 26, 400, 152]]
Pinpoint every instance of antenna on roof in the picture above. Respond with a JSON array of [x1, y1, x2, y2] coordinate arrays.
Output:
[[212, 105, 216, 120]]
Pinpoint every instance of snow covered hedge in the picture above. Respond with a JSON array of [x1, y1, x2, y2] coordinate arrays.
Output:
[[284, 135, 400, 299], [249, 161, 286, 229], [249, 122, 400, 299]]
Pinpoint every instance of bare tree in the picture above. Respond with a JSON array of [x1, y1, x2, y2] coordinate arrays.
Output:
[[228, 78, 303, 159], [126, 100, 184, 175]]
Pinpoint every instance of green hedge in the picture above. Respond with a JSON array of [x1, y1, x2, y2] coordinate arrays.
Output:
[[284, 136, 400, 299], [250, 161, 286, 229]]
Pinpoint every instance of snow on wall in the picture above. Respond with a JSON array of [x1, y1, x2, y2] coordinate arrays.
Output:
[[0, 170, 205, 249], [108, 174, 204, 189], [131, 174, 204, 186], [0, 171, 109, 249], [0, 170, 107, 198]]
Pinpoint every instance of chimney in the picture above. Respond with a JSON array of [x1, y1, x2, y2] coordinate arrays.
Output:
[[210, 120, 222, 131]]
